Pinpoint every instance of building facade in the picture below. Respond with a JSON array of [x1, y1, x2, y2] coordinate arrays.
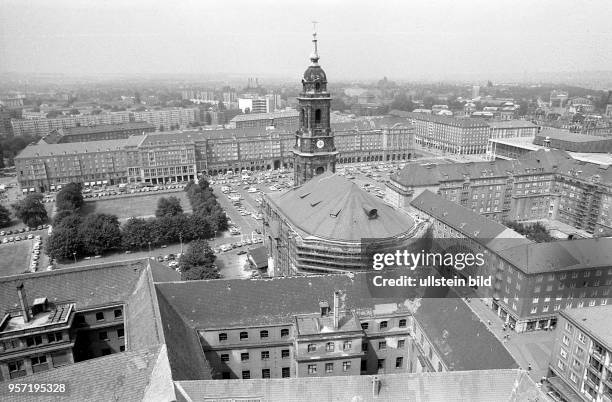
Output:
[[548, 306, 612, 402], [42, 122, 156, 144]]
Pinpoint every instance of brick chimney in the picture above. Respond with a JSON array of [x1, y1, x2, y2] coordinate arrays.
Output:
[[333, 290, 340, 329], [372, 376, 381, 397], [16, 283, 30, 323]]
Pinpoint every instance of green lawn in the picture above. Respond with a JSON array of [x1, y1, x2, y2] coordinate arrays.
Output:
[[80, 191, 192, 220], [0, 240, 32, 276]]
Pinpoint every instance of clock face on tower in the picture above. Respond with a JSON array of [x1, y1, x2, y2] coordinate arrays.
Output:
[[316, 139, 324, 149]]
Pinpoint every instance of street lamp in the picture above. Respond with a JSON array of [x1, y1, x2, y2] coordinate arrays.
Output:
[[148, 241, 152, 257], [72, 251, 77, 264]]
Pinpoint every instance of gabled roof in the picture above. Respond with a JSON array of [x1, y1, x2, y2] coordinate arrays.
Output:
[[4, 345, 173, 402], [267, 172, 415, 241], [175, 369, 539, 402], [561, 305, 612, 350], [155, 273, 517, 372], [0, 260, 148, 317], [15, 139, 129, 159], [59, 121, 155, 136], [230, 110, 299, 122], [497, 237, 612, 274]]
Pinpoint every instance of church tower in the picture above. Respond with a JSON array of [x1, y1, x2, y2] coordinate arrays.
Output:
[[293, 27, 337, 186]]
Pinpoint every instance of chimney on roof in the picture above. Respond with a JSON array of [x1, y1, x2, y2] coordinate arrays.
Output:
[[372, 376, 381, 397], [363, 205, 378, 219], [333, 290, 341, 330], [16, 283, 30, 323]]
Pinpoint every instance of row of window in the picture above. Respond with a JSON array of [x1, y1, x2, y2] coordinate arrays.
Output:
[[308, 361, 354, 374], [237, 367, 290, 379], [97, 328, 124, 341], [219, 328, 290, 342]]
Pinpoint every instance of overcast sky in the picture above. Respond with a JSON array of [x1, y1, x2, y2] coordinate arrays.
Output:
[[1, 0, 611, 81]]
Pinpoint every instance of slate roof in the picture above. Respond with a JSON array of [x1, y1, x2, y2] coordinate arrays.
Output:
[[175, 369, 541, 402], [155, 273, 517, 372], [497, 237, 612, 274], [266, 172, 415, 241], [15, 139, 129, 159], [0, 260, 148, 317], [247, 246, 268, 269], [488, 120, 538, 129], [561, 305, 612, 351], [410, 190, 530, 252], [3, 345, 172, 402]]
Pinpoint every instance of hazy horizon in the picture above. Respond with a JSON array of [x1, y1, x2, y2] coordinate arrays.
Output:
[[2, 0, 612, 83]]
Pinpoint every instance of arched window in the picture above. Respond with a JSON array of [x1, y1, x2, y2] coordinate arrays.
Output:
[[315, 82, 320, 91], [315, 109, 321, 124], [315, 166, 325, 175]]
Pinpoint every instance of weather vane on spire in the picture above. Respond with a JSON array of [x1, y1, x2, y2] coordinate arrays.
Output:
[[310, 21, 319, 64]]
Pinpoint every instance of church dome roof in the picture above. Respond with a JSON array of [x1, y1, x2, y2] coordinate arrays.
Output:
[[303, 65, 327, 83]]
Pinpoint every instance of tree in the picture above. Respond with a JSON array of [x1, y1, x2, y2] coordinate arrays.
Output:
[[53, 209, 74, 226], [56, 182, 84, 212], [12, 194, 48, 227], [179, 239, 219, 280], [46, 214, 83, 260], [155, 196, 183, 218], [121, 218, 155, 250], [0, 205, 11, 228], [79, 213, 122, 255]]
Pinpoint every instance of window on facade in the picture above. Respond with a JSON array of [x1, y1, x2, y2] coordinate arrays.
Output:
[[219, 333, 227, 342], [362, 343, 368, 352], [262, 369, 270, 378], [114, 309, 123, 319], [96, 312, 104, 321], [398, 339, 405, 348], [326, 342, 334, 352], [99, 331, 109, 341], [325, 363, 333, 373], [281, 349, 290, 358], [47, 332, 61, 343], [242, 370, 250, 379], [379, 321, 388, 330], [307, 344, 316, 352], [31, 355, 47, 365], [399, 319, 407, 328], [308, 364, 317, 374], [281, 329, 289, 338], [8, 360, 24, 372], [282, 367, 290, 378], [260, 330, 268, 339], [379, 341, 387, 350], [377, 359, 385, 370], [117, 328, 124, 338], [220, 354, 229, 362], [315, 109, 321, 124], [361, 323, 369, 330], [241, 353, 249, 361], [343, 361, 351, 372], [240, 332, 248, 340], [343, 341, 351, 350], [120, 345, 125, 352], [261, 351, 269, 360], [395, 357, 403, 368]]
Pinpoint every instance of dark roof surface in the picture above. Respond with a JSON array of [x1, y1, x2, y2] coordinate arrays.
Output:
[[4, 346, 170, 402], [0, 260, 147, 317], [267, 172, 415, 240], [60, 121, 155, 136], [175, 369, 540, 402], [16, 139, 129, 158]]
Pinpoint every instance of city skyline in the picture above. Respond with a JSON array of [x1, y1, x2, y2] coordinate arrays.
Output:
[[1, 0, 612, 82]]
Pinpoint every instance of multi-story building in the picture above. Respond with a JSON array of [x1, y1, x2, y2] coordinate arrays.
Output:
[[0, 260, 174, 381], [388, 149, 612, 236], [230, 110, 300, 129], [407, 112, 491, 154], [11, 111, 131, 137], [410, 190, 612, 333], [488, 120, 539, 140], [131, 108, 197, 131], [156, 273, 518, 381], [41, 122, 155, 144], [548, 306, 612, 402]]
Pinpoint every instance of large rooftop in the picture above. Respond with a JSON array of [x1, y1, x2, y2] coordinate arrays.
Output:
[[155, 273, 517, 373], [230, 109, 299, 122], [267, 172, 415, 241], [175, 369, 540, 402], [561, 305, 612, 350]]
